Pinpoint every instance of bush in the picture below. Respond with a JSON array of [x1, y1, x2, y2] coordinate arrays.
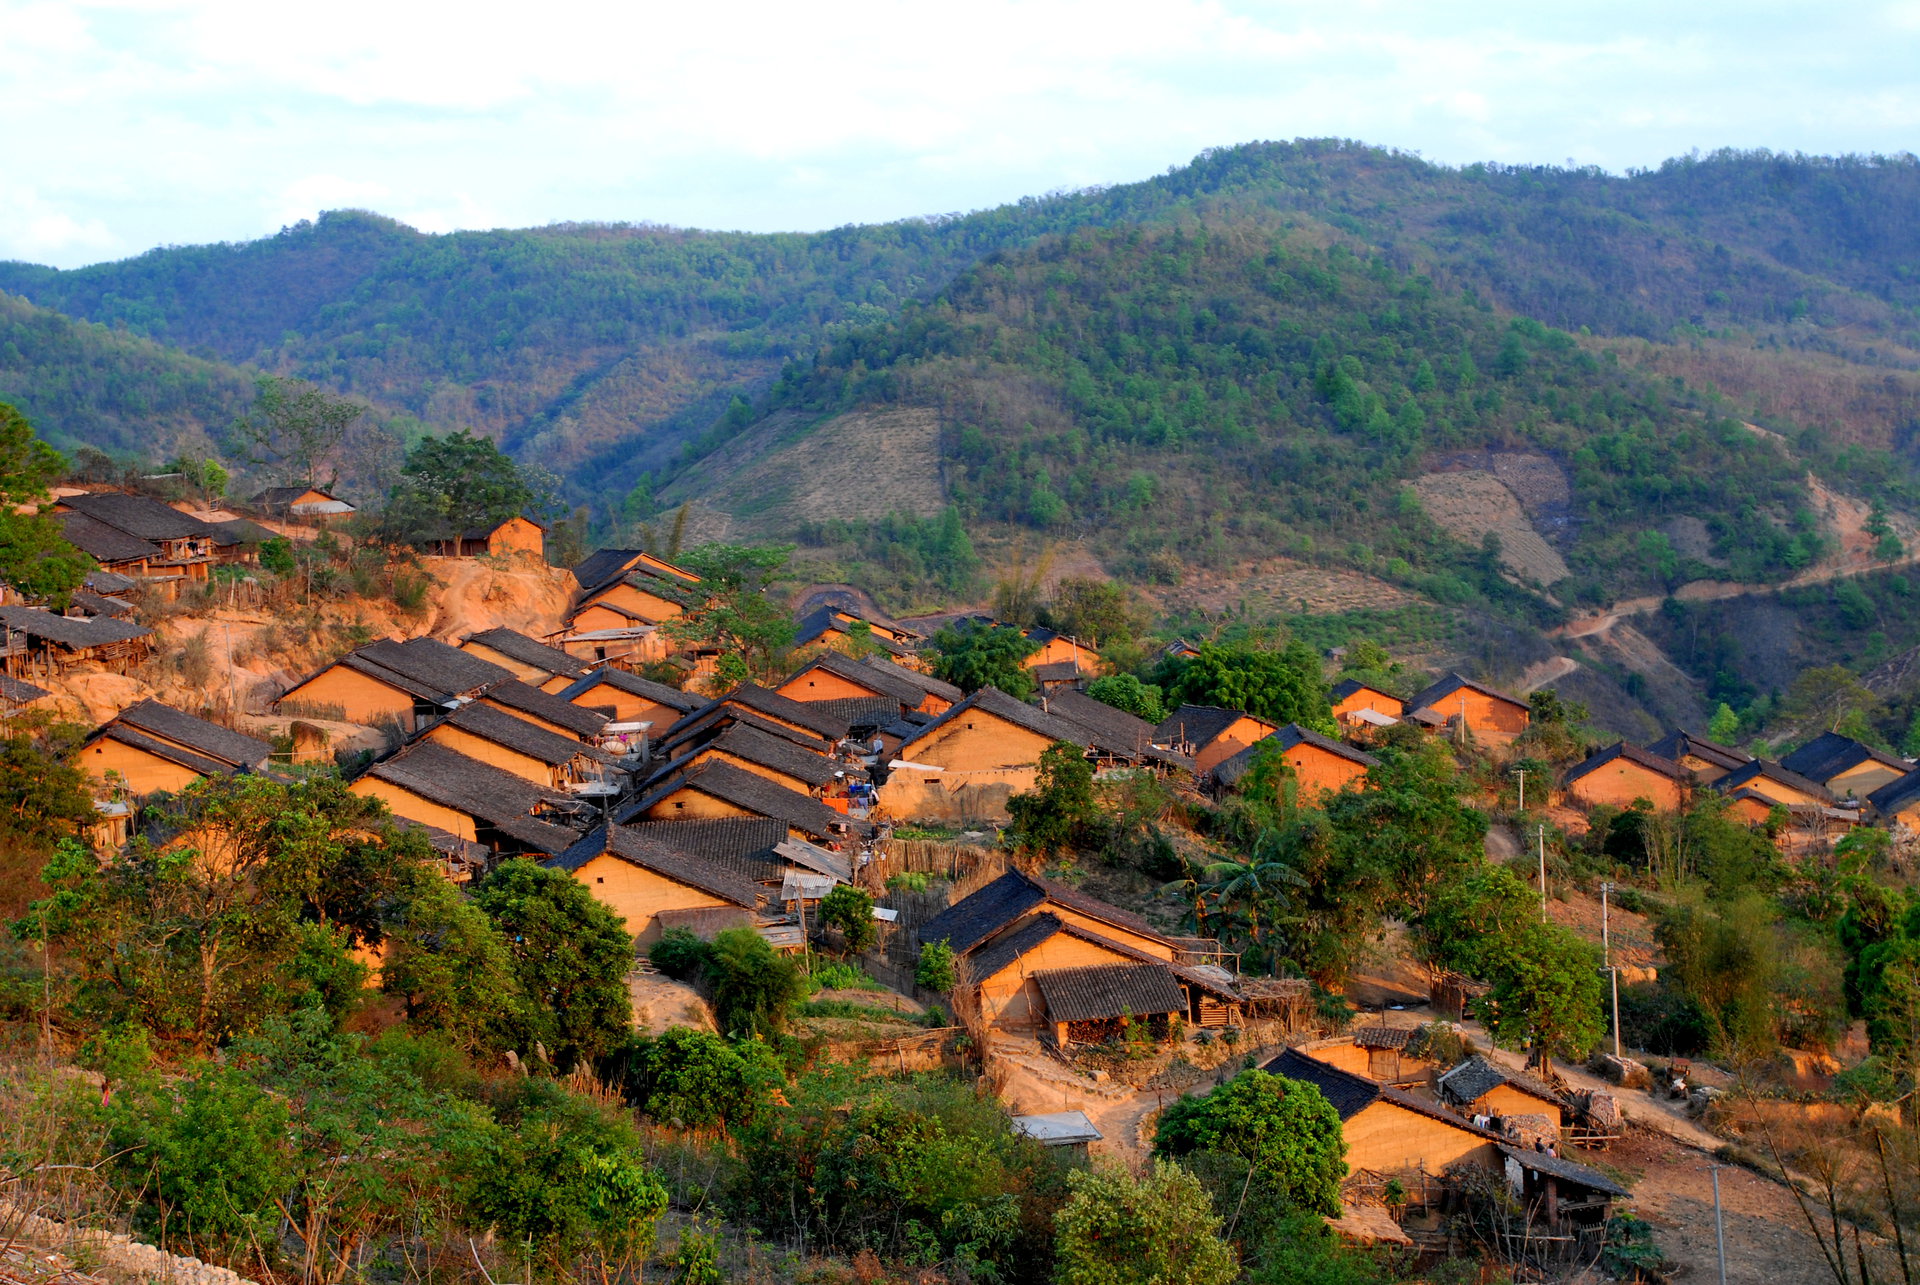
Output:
[[651, 928, 713, 980], [1154, 1069, 1347, 1217], [916, 938, 957, 992], [806, 959, 882, 992], [1054, 1160, 1239, 1285], [605, 1028, 783, 1130], [818, 884, 878, 955], [707, 927, 806, 1037]]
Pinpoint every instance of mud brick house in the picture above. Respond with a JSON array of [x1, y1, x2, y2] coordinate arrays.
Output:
[[1780, 731, 1912, 802], [792, 605, 921, 661], [249, 486, 356, 517], [559, 667, 702, 731], [1019, 626, 1099, 675], [619, 760, 867, 845], [454, 515, 545, 559], [1437, 1055, 1568, 1132], [774, 649, 959, 716], [80, 699, 272, 797], [1266, 1048, 1502, 1176], [644, 723, 845, 798], [54, 512, 164, 579], [881, 687, 1088, 821], [53, 492, 216, 583], [417, 702, 629, 792], [665, 685, 851, 751], [0, 606, 152, 676], [1646, 729, 1753, 781], [276, 636, 511, 732], [1562, 742, 1692, 811], [1211, 724, 1379, 798], [1039, 688, 1181, 769], [570, 562, 694, 630], [1405, 674, 1531, 744], [1295, 1028, 1440, 1087], [350, 740, 582, 857], [1153, 704, 1280, 777], [477, 679, 610, 741], [461, 627, 594, 691], [572, 549, 702, 596], [1711, 758, 1836, 810], [1872, 769, 1920, 828], [918, 869, 1240, 1041], [1330, 679, 1405, 729], [547, 822, 767, 945]]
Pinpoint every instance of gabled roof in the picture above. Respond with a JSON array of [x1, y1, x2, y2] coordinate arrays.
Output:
[[1407, 672, 1529, 717], [203, 517, 276, 548], [547, 823, 762, 908], [572, 549, 649, 596], [1153, 704, 1273, 750], [464, 627, 593, 680], [620, 761, 866, 843], [1033, 963, 1188, 1023], [1870, 767, 1920, 817], [1437, 1054, 1567, 1109], [71, 590, 134, 619], [1039, 689, 1159, 759], [1330, 678, 1402, 705], [862, 656, 962, 704], [0, 606, 151, 649], [807, 696, 906, 731], [1780, 731, 1909, 788], [1711, 757, 1836, 805], [558, 666, 703, 715], [356, 637, 511, 700], [1213, 724, 1380, 788], [59, 491, 210, 541], [784, 649, 928, 708], [55, 511, 163, 564], [918, 868, 1164, 956], [623, 816, 788, 869], [1266, 1048, 1505, 1137], [436, 702, 616, 769], [113, 699, 271, 769], [646, 723, 839, 792], [667, 685, 851, 744], [1646, 729, 1752, 773], [660, 704, 834, 758], [86, 724, 235, 779], [360, 741, 580, 853], [793, 607, 914, 657], [900, 686, 1086, 757], [84, 570, 139, 595], [1499, 1145, 1629, 1198], [481, 680, 608, 739], [1562, 741, 1691, 788], [0, 675, 50, 705]]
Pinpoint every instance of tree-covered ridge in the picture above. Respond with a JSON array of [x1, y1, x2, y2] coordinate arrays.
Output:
[[744, 220, 1821, 606], [4, 142, 1918, 496]]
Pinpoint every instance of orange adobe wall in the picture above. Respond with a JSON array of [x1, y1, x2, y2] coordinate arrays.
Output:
[[1430, 689, 1529, 743], [82, 739, 206, 796], [776, 666, 887, 705], [1568, 762, 1685, 811], [1333, 686, 1404, 722], [1282, 743, 1370, 798], [486, 517, 546, 559], [1194, 714, 1277, 776]]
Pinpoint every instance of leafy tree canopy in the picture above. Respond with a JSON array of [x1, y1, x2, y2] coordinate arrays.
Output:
[[380, 429, 540, 552], [1054, 1160, 1239, 1285], [473, 859, 634, 1069], [1153, 1069, 1347, 1217], [1163, 642, 1331, 732], [929, 621, 1041, 699]]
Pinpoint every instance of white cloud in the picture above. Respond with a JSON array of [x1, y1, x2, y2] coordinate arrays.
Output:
[[268, 175, 392, 230]]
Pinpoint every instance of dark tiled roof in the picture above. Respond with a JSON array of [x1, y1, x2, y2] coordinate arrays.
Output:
[[204, 518, 276, 547], [558, 666, 702, 714], [1153, 704, 1270, 750], [901, 686, 1087, 757], [1033, 963, 1187, 1023], [1031, 660, 1085, 683], [660, 704, 833, 758], [465, 627, 593, 679], [56, 512, 162, 564], [572, 549, 648, 596], [1499, 1145, 1629, 1198], [0, 675, 49, 704], [547, 823, 761, 907], [1711, 758, 1836, 805], [623, 761, 866, 843], [1780, 731, 1908, 788], [1647, 729, 1752, 772], [362, 741, 580, 854], [1407, 672, 1530, 717], [251, 486, 314, 507], [808, 696, 903, 730], [646, 723, 839, 792], [1267, 1048, 1504, 1138], [863, 656, 962, 704], [70, 591, 135, 619], [917, 871, 1048, 954], [1352, 1026, 1413, 1050], [86, 724, 234, 778], [784, 649, 925, 707], [1330, 678, 1402, 705], [623, 816, 787, 868], [115, 699, 271, 769], [1871, 768, 1920, 817], [1438, 1055, 1567, 1109], [0, 606, 151, 649], [357, 637, 511, 699], [84, 570, 139, 594], [720, 684, 851, 740], [480, 680, 608, 739], [438, 702, 614, 769], [1213, 724, 1380, 788], [963, 911, 1074, 981], [1040, 689, 1158, 759], [1562, 741, 1692, 788], [60, 492, 210, 541]]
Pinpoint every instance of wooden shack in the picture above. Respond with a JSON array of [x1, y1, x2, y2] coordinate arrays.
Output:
[[0, 607, 152, 676]]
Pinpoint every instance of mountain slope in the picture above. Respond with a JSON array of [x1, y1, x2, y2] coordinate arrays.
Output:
[[6, 142, 1918, 498]]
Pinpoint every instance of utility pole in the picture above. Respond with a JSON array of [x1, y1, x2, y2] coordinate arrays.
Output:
[[1603, 880, 1622, 1057], [1512, 766, 1527, 813], [1538, 825, 1548, 921], [1711, 1164, 1728, 1285]]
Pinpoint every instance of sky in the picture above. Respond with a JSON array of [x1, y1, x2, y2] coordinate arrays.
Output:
[[2, 0, 1918, 269]]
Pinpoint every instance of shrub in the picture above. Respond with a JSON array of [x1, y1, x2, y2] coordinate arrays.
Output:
[[916, 938, 957, 992], [707, 927, 806, 1037], [606, 1028, 783, 1130], [1154, 1069, 1347, 1217], [1054, 1160, 1238, 1285], [819, 884, 878, 955], [650, 928, 713, 980]]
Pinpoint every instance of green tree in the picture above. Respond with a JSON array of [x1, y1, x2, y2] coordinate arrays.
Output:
[[706, 925, 805, 1036], [916, 938, 957, 992], [930, 621, 1041, 699], [0, 725, 95, 897], [1164, 643, 1330, 731], [1087, 673, 1166, 722], [1054, 1160, 1239, 1285], [0, 403, 90, 606], [1007, 742, 1098, 854], [1153, 1069, 1347, 1217], [380, 429, 537, 553], [473, 859, 634, 1068], [228, 375, 366, 489], [818, 883, 878, 955], [1478, 919, 1605, 1069], [378, 876, 523, 1056], [606, 1027, 782, 1130], [1047, 578, 1138, 649], [1708, 702, 1741, 744], [1782, 664, 1883, 735], [661, 543, 796, 686]]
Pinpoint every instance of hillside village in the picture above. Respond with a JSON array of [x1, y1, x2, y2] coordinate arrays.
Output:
[[7, 439, 1920, 1284]]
